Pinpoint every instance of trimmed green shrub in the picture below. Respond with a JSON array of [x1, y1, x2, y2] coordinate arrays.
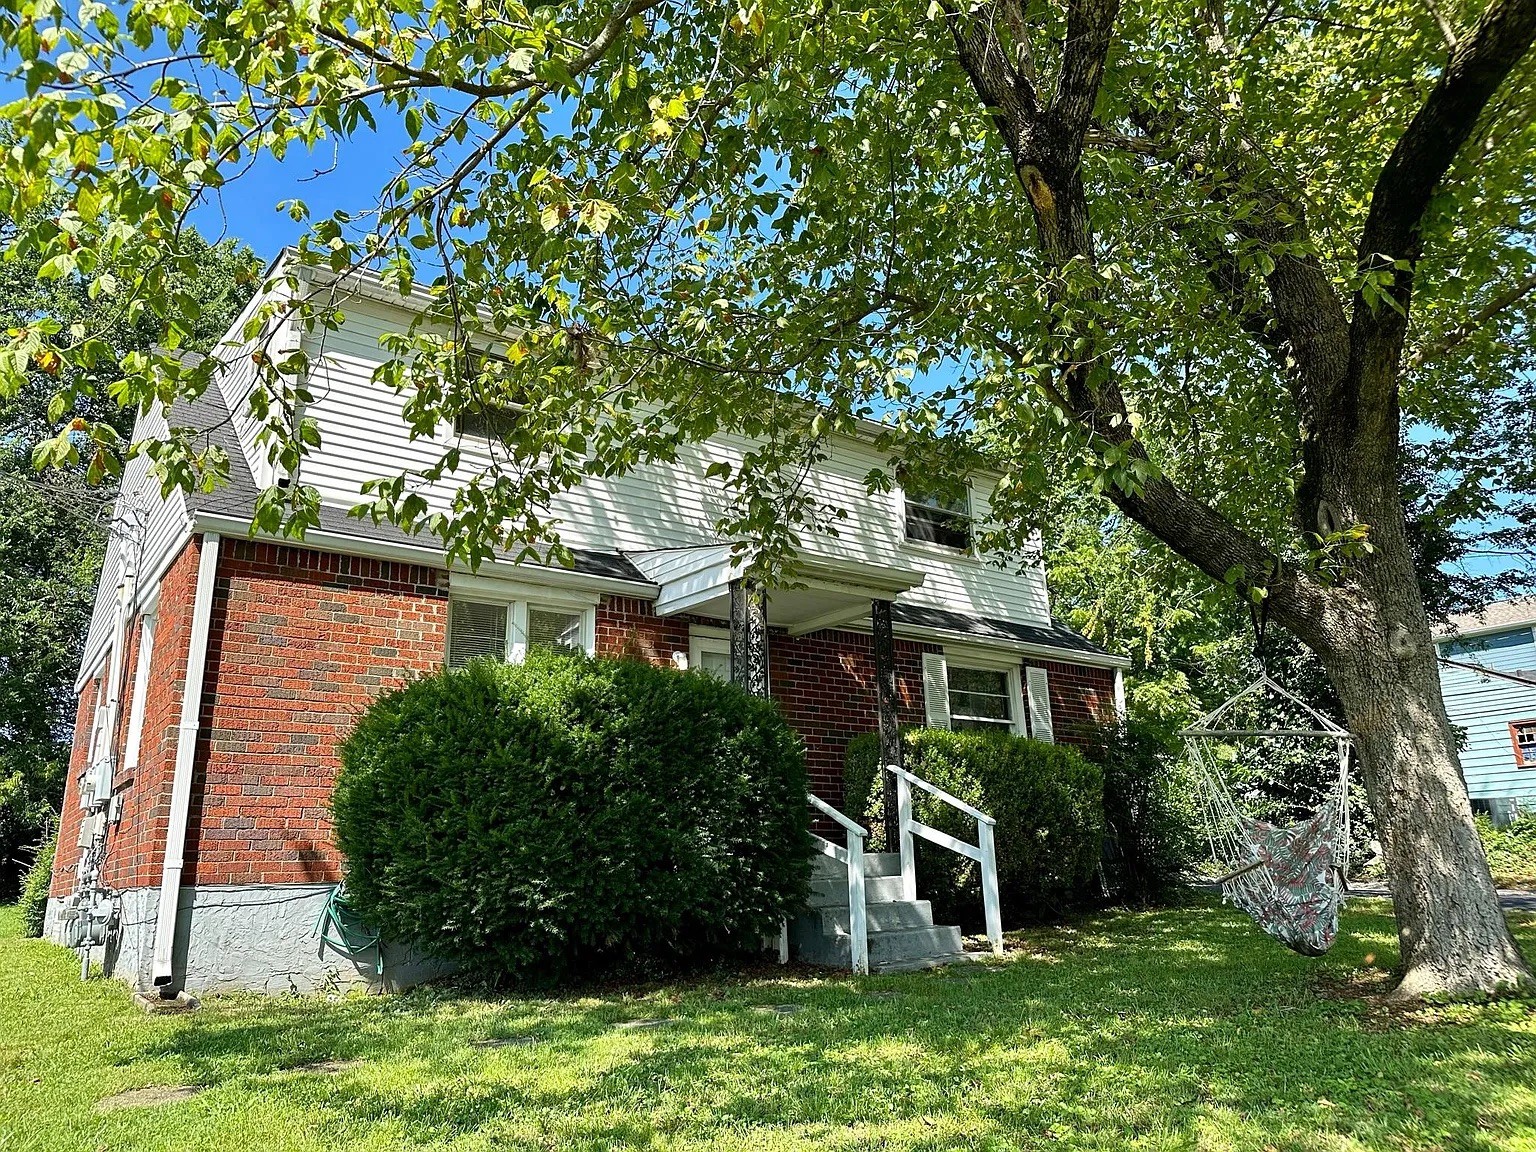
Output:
[[844, 728, 1104, 926], [1477, 813, 1536, 888], [19, 825, 56, 938], [1076, 719, 1198, 905], [334, 649, 812, 983]]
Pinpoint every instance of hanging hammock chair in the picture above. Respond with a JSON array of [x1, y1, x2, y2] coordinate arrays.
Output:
[[1182, 675, 1353, 957]]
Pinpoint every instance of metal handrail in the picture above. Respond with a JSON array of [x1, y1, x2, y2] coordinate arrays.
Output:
[[806, 792, 869, 974], [884, 764, 1003, 956]]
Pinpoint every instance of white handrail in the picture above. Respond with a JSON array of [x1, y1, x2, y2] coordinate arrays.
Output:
[[884, 764, 1003, 956], [809, 792, 869, 837], [807, 793, 868, 975], [886, 764, 996, 826]]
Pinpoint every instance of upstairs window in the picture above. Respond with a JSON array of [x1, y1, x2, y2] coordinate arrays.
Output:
[[1511, 721, 1536, 768], [452, 352, 524, 442], [455, 403, 522, 442], [446, 596, 592, 667], [905, 488, 972, 550]]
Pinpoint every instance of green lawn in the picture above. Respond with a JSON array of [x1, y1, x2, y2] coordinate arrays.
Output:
[[2, 901, 1534, 1152]]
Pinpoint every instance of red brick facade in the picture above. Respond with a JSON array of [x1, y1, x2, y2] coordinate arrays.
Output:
[[53, 537, 1117, 900], [1031, 659, 1117, 744]]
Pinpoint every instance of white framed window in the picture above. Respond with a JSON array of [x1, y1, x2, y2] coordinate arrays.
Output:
[[921, 650, 1036, 738], [902, 484, 973, 551], [689, 627, 733, 681], [446, 584, 596, 668], [946, 664, 1019, 732]]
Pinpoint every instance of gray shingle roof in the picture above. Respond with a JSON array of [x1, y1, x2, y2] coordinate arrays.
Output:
[[1434, 596, 1536, 640], [891, 603, 1115, 660]]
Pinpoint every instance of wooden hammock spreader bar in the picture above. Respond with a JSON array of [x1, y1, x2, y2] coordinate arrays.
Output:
[[1213, 857, 1268, 886]]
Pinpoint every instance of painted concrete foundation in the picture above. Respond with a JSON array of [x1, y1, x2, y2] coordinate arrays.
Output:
[[45, 885, 451, 995]]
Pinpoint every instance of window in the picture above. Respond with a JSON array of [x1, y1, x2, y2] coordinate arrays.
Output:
[[689, 631, 733, 681], [1511, 721, 1536, 768], [452, 352, 525, 442], [454, 403, 522, 442], [947, 665, 1016, 733], [904, 488, 972, 550], [526, 607, 585, 653], [446, 596, 593, 667]]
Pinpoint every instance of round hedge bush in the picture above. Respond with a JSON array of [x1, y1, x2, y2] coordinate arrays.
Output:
[[334, 649, 812, 983]]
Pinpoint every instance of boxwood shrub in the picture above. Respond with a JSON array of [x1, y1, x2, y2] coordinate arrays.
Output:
[[334, 649, 812, 983], [845, 728, 1104, 926]]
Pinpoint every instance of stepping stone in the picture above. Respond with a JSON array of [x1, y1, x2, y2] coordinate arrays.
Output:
[[471, 1036, 536, 1049], [615, 1018, 675, 1030], [754, 1004, 804, 1015], [296, 1059, 365, 1074], [96, 1086, 201, 1113]]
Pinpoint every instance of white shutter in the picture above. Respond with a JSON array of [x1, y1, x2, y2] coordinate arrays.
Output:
[[448, 599, 508, 667], [1025, 666, 1054, 743], [922, 652, 950, 729]]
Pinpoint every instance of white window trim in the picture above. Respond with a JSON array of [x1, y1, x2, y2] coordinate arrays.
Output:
[[943, 648, 1026, 736], [688, 625, 732, 674], [121, 614, 157, 777], [446, 576, 598, 665], [895, 479, 982, 561]]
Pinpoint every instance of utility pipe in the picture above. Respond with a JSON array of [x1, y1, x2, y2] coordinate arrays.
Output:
[[151, 533, 220, 989]]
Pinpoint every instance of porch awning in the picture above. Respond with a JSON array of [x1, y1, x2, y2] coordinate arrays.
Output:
[[623, 545, 925, 635]]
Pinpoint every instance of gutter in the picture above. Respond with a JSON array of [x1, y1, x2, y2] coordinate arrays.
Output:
[[191, 511, 660, 600], [150, 532, 221, 989]]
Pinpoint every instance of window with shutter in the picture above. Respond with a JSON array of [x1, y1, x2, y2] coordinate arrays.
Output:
[[947, 666, 1015, 732], [447, 598, 508, 667]]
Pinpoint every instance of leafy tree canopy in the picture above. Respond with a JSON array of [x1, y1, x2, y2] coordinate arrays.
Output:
[[0, 0, 1526, 577], [0, 217, 257, 897]]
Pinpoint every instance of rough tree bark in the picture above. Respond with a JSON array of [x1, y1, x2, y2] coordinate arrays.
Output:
[[944, 0, 1536, 994]]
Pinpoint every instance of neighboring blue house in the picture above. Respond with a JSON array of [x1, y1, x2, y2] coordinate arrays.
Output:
[[1435, 597, 1536, 824]]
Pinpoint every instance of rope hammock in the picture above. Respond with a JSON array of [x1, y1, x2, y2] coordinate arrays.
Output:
[[1182, 674, 1353, 956]]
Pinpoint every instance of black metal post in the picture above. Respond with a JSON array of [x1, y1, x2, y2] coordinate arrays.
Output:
[[871, 598, 901, 845]]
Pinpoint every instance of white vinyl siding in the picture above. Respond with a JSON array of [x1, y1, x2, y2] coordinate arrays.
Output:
[[291, 295, 1052, 625], [76, 402, 194, 690]]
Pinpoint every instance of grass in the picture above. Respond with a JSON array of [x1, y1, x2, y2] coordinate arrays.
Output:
[[1479, 815, 1536, 889], [2, 900, 1534, 1151]]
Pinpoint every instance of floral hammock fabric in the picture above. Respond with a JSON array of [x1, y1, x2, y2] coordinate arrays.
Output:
[[1183, 676, 1353, 957]]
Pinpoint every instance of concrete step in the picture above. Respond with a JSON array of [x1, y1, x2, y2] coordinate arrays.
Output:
[[790, 921, 968, 972], [809, 851, 903, 881], [796, 899, 935, 936], [807, 874, 908, 908], [833, 899, 936, 933], [869, 925, 965, 967]]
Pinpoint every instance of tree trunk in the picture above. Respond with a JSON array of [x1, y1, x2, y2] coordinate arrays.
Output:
[[1311, 535, 1532, 997]]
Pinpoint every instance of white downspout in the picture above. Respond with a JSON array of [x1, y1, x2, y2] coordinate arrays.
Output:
[[151, 533, 220, 989]]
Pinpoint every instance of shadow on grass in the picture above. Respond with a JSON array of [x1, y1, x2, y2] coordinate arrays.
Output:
[[118, 901, 1536, 1149]]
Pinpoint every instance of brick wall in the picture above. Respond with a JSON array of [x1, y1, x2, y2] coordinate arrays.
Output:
[[769, 629, 936, 805], [184, 540, 450, 886], [54, 538, 1118, 897], [1031, 658, 1117, 744]]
